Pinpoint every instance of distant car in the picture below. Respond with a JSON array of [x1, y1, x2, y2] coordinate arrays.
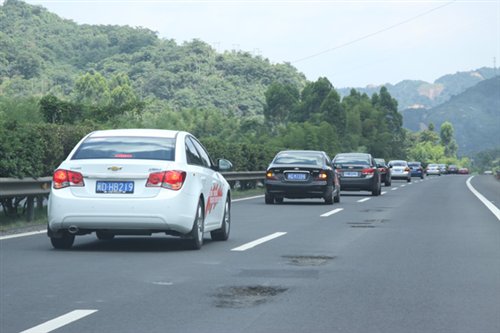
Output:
[[426, 163, 441, 176], [408, 161, 425, 179], [448, 165, 459, 174], [375, 158, 392, 186], [48, 129, 233, 250], [484, 170, 493, 175], [264, 150, 340, 204], [332, 153, 382, 196], [388, 160, 411, 182], [438, 164, 448, 174], [458, 167, 469, 175]]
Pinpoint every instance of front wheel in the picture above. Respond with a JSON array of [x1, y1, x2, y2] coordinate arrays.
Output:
[[265, 193, 275, 204], [188, 198, 204, 250], [211, 196, 230, 241]]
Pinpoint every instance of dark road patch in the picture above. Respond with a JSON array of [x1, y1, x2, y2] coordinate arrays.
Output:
[[214, 286, 287, 308], [282, 255, 335, 266]]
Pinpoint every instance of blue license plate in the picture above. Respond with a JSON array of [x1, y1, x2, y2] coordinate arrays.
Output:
[[96, 181, 134, 194], [286, 173, 307, 181]]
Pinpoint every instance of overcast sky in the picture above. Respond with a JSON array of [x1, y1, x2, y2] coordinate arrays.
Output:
[[21, 0, 500, 88]]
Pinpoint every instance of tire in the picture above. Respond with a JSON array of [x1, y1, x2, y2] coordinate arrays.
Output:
[[407, 177, 411, 183], [372, 183, 380, 196], [385, 178, 391, 186], [96, 231, 115, 240], [324, 187, 334, 204], [188, 198, 204, 250], [265, 193, 275, 204], [50, 231, 75, 249], [211, 196, 230, 241], [275, 197, 284, 204], [334, 188, 340, 203]]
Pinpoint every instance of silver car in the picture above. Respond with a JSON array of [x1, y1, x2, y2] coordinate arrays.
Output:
[[426, 164, 441, 176], [388, 160, 411, 182]]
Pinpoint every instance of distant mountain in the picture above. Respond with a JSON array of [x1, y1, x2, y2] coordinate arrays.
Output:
[[401, 76, 500, 155], [338, 67, 498, 111]]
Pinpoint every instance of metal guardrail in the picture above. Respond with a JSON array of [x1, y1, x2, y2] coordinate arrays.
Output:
[[0, 172, 265, 222]]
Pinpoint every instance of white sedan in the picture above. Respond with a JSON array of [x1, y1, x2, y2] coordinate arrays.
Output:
[[48, 129, 232, 250]]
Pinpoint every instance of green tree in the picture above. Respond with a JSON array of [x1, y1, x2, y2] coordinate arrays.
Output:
[[440, 121, 458, 157]]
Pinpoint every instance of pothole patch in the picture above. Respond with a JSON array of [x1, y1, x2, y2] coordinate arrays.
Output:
[[214, 286, 287, 308], [282, 255, 335, 266]]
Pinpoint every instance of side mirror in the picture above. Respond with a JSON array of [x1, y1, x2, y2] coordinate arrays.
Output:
[[217, 158, 233, 171]]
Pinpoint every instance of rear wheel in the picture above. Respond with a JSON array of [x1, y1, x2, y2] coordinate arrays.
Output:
[[372, 180, 381, 196], [275, 197, 284, 204], [265, 193, 275, 204], [407, 177, 411, 182], [188, 198, 204, 250], [211, 196, 230, 241], [334, 188, 340, 203], [50, 231, 75, 249]]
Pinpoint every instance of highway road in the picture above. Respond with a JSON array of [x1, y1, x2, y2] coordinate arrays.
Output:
[[1, 175, 499, 333]]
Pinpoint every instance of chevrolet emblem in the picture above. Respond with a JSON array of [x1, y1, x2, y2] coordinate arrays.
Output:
[[108, 166, 122, 172]]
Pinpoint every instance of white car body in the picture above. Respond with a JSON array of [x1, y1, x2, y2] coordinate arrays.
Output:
[[48, 129, 232, 249], [388, 160, 411, 182], [426, 164, 441, 176]]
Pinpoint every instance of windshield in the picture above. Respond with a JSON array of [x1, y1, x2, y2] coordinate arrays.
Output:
[[72, 136, 176, 161]]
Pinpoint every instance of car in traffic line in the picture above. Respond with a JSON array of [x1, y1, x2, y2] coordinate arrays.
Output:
[[426, 163, 441, 176], [48, 129, 233, 250], [332, 153, 381, 196], [375, 158, 392, 186], [408, 161, 425, 179], [388, 160, 411, 182], [264, 150, 340, 204]]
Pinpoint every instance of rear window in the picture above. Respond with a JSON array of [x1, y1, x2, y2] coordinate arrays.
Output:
[[389, 161, 407, 167], [72, 136, 176, 161], [334, 156, 370, 166], [274, 152, 323, 166]]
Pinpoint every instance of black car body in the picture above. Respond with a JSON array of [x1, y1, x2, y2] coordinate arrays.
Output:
[[333, 153, 382, 196], [374, 158, 392, 186], [265, 150, 340, 204]]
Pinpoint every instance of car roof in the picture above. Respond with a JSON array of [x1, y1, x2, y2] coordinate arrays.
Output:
[[88, 129, 182, 139], [278, 150, 326, 154], [335, 153, 371, 158]]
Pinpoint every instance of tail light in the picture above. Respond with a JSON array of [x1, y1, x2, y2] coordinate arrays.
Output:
[[146, 170, 186, 190], [315, 171, 328, 180], [53, 169, 84, 189], [266, 171, 277, 180], [405, 167, 411, 172], [378, 167, 385, 173], [361, 168, 375, 178]]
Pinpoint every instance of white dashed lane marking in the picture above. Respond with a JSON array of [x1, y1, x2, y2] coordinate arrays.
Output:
[[231, 232, 287, 251], [20, 310, 98, 333]]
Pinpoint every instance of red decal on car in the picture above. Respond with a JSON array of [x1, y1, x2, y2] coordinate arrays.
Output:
[[205, 183, 223, 215]]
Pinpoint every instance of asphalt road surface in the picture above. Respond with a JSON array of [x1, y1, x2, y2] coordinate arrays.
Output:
[[1, 175, 499, 333]]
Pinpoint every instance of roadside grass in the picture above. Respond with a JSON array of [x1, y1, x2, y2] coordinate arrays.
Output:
[[0, 188, 264, 234]]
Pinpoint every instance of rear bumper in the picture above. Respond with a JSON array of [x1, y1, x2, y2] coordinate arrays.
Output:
[[265, 180, 330, 198], [339, 177, 375, 191]]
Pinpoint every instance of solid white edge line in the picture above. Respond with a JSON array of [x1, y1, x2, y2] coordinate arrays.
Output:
[[466, 176, 500, 221], [320, 208, 344, 217], [232, 195, 264, 202], [231, 232, 287, 251], [391, 187, 398, 190], [357, 198, 370, 203], [20, 309, 98, 333], [0, 230, 45, 241]]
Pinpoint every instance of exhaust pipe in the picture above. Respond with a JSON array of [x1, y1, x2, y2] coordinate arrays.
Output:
[[68, 225, 79, 234]]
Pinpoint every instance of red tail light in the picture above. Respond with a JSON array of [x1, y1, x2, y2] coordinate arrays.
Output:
[[53, 169, 84, 189], [361, 168, 375, 175], [405, 167, 411, 172], [378, 167, 385, 173], [146, 170, 186, 190]]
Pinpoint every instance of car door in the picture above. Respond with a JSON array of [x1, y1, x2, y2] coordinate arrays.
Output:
[[187, 136, 225, 229]]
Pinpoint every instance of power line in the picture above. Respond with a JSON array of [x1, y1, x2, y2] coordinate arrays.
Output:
[[292, 0, 457, 64]]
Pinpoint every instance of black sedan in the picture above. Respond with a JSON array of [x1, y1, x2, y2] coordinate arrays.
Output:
[[332, 152, 382, 196], [264, 150, 340, 204], [375, 158, 392, 186]]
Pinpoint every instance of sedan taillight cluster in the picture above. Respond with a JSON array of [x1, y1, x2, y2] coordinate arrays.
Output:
[[53, 169, 85, 189], [146, 170, 186, 191]]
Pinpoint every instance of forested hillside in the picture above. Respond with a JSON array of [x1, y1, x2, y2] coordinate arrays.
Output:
[[0, 0, 305, 116], [402, 76, 500, 155], [0, 0, 473, 177]]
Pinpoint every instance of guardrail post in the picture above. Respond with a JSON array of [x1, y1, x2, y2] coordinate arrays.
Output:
[[26, 196, 35, 222]]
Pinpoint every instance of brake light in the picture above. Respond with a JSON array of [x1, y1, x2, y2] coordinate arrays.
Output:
[[378, 167, 385, 173], [405, 167, 411, 172], [315, 171, 328, 180], [362, 168, 375, 175], [266, 171, 277, 180], [146, 170, 186, 190], [53, 169, 84, 189]]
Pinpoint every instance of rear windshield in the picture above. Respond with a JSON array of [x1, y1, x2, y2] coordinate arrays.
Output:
[[274, 152, 323, 166], [334, 156, 370, 166], [72, 136, 176, 161], [408, 162, 421, 166]]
